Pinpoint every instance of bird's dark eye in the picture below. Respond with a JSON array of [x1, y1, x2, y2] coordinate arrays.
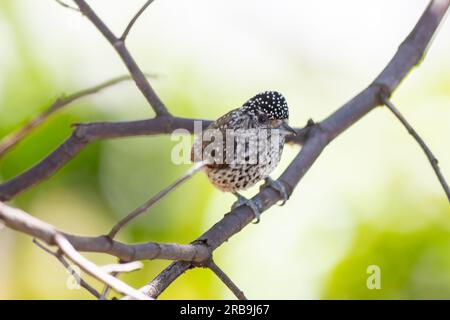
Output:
[[258, 114, 268, 124]]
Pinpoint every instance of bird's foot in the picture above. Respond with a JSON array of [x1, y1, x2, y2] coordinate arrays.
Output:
[[262, 177, 289, 206], [232, 193, 261, 224]]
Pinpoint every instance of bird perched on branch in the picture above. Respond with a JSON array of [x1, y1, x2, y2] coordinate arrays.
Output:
[[108, 91, 296, 238], [191, 91, 296, 222]]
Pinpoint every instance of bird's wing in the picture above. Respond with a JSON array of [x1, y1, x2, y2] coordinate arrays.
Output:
[[190, 109, 244, 167]]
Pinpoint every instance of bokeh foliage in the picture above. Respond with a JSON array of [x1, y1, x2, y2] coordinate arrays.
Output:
[[0, 0, 449, 299]]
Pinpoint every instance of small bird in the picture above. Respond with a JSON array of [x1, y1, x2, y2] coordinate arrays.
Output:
[[191, 91, 296, 222], [108, 91, 295, 238]]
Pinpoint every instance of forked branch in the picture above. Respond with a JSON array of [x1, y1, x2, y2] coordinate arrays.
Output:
[[381, 94, 450, 201], [121, 0, 155, 41], [73, 0, 170, 116], [0, 74, 155, 158]]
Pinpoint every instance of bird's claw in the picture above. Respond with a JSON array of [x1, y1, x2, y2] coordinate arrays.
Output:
[[263, 177, 289, 206], [232, 193, 261, 224]]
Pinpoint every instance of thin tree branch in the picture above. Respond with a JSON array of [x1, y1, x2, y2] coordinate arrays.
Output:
[[0, 201, 211, 263], [35, 239, 143, 299], [136, 0, 450, 298], [100, 261, 144, 300], [101, 261, 143, 274], [0, 119, 308, 202], [381, 95, 450, 201], [107, 161, 205, 239], [100, 271, 119, 300], [73, 0, 170, 116], [125, 261, 192, 299], [54, 0, 80, 12], [208, 261, 247, 300], [120, 0, 155, 41], [0, 75, 155, 158], [33, 239, 102, 299], [54, 233, 151, 300]]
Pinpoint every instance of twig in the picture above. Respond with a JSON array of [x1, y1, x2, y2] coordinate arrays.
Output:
[[101, 261, 143, 274], [54, 234, 151, 300], [0, 75, 153, 158], [107, 161, 205, 239], [208, 261, 247, 300], [120, 0, 155, 41], [33, 239, 102, 299], [99, 261, 143, 299], [100, 271, 119, 300], [73, 0, 170, 116], [124, 261, 192, 299], [54, 0, 80, 12], [381, 95, 450, 201], [34, 234, 146, 300]]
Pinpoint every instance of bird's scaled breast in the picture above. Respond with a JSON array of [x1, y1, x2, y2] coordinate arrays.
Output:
[[204, 137, 284, 192]]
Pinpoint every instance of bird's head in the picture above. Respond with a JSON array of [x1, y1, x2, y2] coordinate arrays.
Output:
[[241, 91, 296, 135]]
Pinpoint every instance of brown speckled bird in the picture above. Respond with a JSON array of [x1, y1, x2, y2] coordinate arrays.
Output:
[[107, 91, 296, 238], [191, 91, 296, 222]]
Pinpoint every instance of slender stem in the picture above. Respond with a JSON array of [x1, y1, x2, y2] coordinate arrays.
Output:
[[73, 0, 170, 116], [208, 261, 247, 300], [54, 234, 151, 300], [121, 0, 155, 41], [54, 0, 80, 12], [100, 261, 143, 300], [382, 95, 450, 201], [0, 75, 149, 158], [100, 271, 119, 300], [33, 239, 102, 299], [101, 261, 143, 274], [108, 161, 205, 239]]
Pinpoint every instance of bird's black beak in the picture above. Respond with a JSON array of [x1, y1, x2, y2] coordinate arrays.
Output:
[[279, 121, 297, 136]]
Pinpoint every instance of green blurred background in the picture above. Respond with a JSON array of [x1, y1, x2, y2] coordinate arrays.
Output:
[[0, 0, 449, 299]]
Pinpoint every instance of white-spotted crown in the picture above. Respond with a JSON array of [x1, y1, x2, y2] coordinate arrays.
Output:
[[242, 91, 289, 120]]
